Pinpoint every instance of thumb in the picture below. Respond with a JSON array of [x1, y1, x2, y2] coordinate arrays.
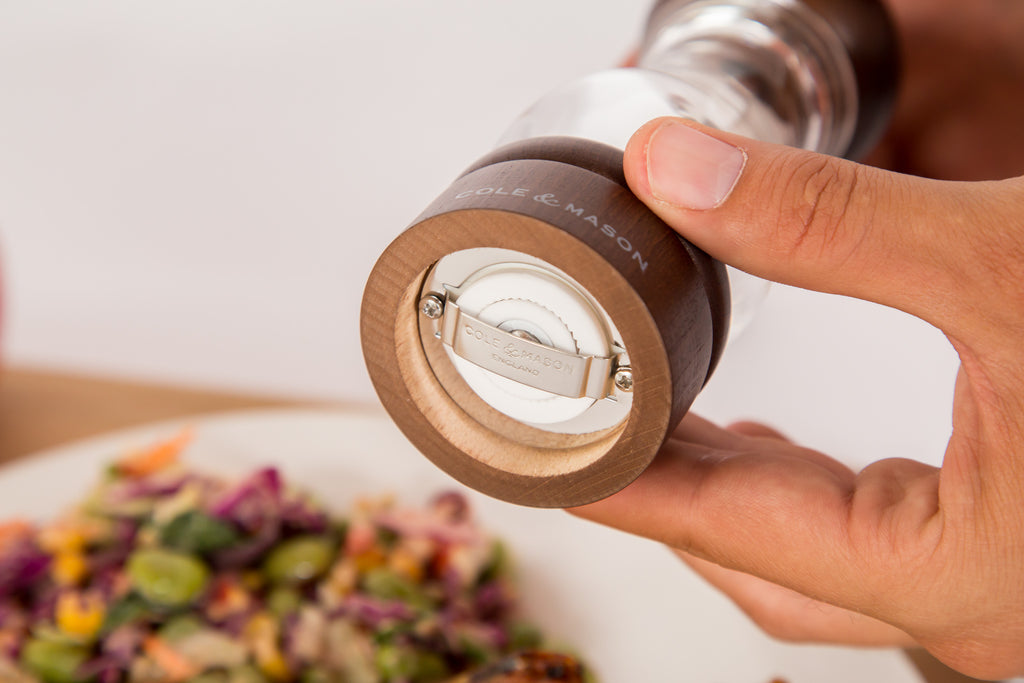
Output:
[[624, 117, 1021, 335]]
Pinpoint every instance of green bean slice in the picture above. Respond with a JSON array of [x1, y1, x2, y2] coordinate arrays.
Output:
[[263, 535, 335, 584], [20, 640, 91, 683], [127, 548, 210, 607]]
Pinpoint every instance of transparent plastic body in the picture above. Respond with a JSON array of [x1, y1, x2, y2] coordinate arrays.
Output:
[[499, 0, 861, 340]]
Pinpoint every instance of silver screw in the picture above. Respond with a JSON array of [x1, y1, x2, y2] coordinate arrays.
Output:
[[419, 294, 445, 320], [509, 329, 541, 344], [613, 366, 634, 392]]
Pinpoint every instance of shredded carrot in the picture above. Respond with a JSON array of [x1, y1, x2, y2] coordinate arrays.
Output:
[[143, 635, 198, 682], [0, 520, 33, 550], [115, 428, 193, 478]]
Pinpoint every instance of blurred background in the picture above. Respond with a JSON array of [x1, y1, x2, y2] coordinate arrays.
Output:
[[0, 0, 958, 473]]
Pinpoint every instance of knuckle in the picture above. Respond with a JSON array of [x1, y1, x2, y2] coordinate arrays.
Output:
[[846, 459, 944, 580], [769, 154, 870, 264]]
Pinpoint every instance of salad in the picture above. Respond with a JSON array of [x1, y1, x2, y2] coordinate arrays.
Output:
[[0, 431, 585, 683]]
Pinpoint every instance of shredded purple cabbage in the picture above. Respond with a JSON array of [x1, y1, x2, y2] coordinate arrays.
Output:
[[280, 497, 329, 534], [209, 517, 281, 569], [210, 468, 282, 523], [431, 491, 470, 522], [76, 625, 142, 683], [205, 468, 286, 569], [474, 580, 510, 620], [0, 540, 50, 600], [87, 547, 131, 576], [105, 473, 190, 504], [374, 511, 479, 546], [0, 599, 23, 629], [78, 654, 127, 683], [0, 600, 25, 659], [102, 624, 144, 662], [333, 594, 416, 627], [28, 584, 58, 624]]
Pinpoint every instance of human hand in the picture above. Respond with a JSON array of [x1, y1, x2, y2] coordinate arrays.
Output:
[[569, 116, 1024, 679]]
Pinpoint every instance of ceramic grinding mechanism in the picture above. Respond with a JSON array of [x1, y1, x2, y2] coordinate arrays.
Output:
[[361, 0, 899, 507]]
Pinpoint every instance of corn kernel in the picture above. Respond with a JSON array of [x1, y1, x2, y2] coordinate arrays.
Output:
[[388, 548, 424, 583], [243, 611, 274, 640], [258, 649, 291, 682], [52, 551, 89, 587], [39, 525, 85, 554], [353, 548, 386, 574], [244, 613, 291, 682], [241, 569, 264, 591], [206, 577, 252, 622], [325, 559, 358, 599], [38, 517, 108, 554], [55, 591, 106, 640]]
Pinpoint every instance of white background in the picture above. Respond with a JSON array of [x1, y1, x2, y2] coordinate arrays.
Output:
[[0, 1, 959, 473]]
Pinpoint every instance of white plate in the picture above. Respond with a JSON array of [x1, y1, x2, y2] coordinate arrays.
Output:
[[0, 408, 922, 683]]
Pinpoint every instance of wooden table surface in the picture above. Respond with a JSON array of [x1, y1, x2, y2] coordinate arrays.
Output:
[[0, 366, 989, 683]]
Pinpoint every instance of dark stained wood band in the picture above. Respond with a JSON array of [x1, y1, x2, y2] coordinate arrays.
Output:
[[458, 136, 731, 379], [362, 139, 725, 506]]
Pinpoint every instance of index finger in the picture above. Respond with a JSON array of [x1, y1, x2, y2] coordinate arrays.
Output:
[[568, 425, 943, 624]]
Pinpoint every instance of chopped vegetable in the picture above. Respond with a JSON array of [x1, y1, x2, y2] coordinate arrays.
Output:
[[142, 634, 198, 681], [158, 510, 240, 554], [101, 593, 150, 635], [156, 613, 205, 642], [20, 638, 92, 683], [263, 536, 335, 585], [375, 642, 448, 682], [190, 673, 228, 683], [0, 521, 34, 546], [230, 666, 270, 683], [55, 590, 106, 640], [245, 612, 290, 681], [127, 549, 210, 608], [265, 585, 302, 617], [0, 436, 585, 683], [113, 429, 192, 479], [170, 628, 248, 669], [362, 568, 430, 610], [51, 550, 88, 587], [0, 522, 50, 599]]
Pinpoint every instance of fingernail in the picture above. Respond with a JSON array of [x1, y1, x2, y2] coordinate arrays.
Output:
[[646, 121, 746, 210]]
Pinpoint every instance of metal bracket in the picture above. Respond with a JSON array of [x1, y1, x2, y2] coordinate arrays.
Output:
[[433, 297, 619, 400]]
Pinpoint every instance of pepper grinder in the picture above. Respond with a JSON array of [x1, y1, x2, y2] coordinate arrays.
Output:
[[361, 0, 899, 507]]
